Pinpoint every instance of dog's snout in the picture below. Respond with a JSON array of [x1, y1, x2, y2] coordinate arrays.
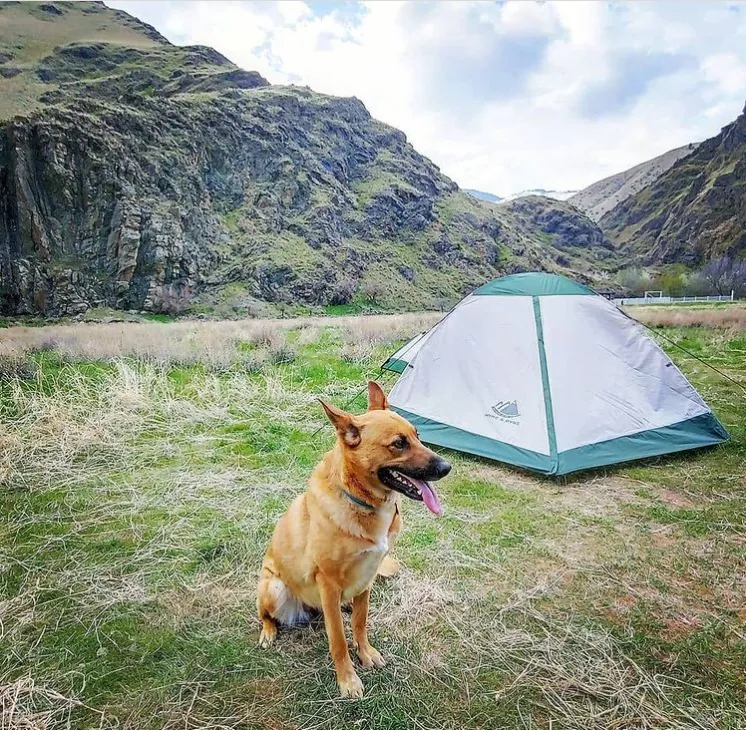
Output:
[[430, 457, 452, 480]]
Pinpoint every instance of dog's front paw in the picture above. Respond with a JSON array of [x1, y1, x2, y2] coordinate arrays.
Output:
[[358, 645, 386, 669], [337, 670, 364, 698]]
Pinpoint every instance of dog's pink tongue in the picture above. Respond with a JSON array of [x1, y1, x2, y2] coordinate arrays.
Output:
[[417, 480, 442, 515]]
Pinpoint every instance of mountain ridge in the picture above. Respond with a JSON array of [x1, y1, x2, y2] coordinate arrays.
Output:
[[0, 1, 615, 316], [569, 143, 699, 223], [500, 188, 578, 203], [464, 189, 502, 204]]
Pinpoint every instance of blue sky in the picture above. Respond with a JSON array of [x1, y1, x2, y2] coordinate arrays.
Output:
[[108, 1, 746, 195]]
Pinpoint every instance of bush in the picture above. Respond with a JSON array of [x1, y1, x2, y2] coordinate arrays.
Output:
[[0, 353, 38, 383], [268, 345, 296, 366], [360, 281, 382, 304], [330, 279, 357, 306], [33, 338, 59, 353], [237, 355, 263, 375], [650, 266, 686, 297], [683, 272, 710, 297]]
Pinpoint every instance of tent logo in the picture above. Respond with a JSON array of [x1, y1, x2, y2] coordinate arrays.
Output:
[[488, 400, 521, 424]]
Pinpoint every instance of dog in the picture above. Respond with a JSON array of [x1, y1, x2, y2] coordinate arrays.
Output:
[[256, 381, 451, 697]]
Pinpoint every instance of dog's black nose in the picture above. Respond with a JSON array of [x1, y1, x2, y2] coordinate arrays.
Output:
[[430, 457, 452, 480]]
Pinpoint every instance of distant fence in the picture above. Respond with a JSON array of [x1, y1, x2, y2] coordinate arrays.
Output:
[[614, 293, 735, 306]]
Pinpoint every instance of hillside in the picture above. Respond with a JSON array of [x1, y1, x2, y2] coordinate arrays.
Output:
[[570, 143, 698, 223], [0, 2, 615, 317], [500, 196, 615, 271], [601, 104, 746, 264]]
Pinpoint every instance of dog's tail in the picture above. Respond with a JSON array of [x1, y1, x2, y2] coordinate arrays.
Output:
[[377, 554, 399, 578]]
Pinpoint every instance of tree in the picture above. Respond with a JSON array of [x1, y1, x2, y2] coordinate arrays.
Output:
[[651, 266, 686, 297], [701, 256, 746, 297], [329, 279, 356, 305], [360, 280, 382, 304], [683, 272, 710, 297], [615, 268, 649, 296]]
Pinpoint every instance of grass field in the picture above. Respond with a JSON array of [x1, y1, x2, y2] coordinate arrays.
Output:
[[1, 308, 745, 729]]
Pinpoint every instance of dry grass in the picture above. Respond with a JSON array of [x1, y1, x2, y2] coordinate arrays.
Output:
[[627, 304, 746, 330], [0, 313, 441, 369], [0, 677, 105, 730]]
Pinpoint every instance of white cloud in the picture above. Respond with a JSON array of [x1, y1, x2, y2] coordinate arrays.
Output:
[[108, 0, 746, 195], [701, 53, 746, 96]]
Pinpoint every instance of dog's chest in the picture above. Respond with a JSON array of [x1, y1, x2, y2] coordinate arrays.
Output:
[[342, 515, 395, 600], [342, 546, 387, 601], [322, 501, 399, 601]]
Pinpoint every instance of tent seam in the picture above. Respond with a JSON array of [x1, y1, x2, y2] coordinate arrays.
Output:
[[533, 296, 558, 473]]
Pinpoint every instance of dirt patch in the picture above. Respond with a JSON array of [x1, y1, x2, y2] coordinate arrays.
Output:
[[656, 489, 696, 509], [662, 613, 704, 640]]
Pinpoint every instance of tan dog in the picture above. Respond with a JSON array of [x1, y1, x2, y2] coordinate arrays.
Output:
[[256, 381, 451, 697]]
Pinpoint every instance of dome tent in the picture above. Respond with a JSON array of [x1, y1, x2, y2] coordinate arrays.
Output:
[[382, 273, 729, 475]]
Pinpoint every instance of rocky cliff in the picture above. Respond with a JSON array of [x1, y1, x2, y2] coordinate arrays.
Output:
[[0, 1, 615, 316], [601, 105, 746, 265]]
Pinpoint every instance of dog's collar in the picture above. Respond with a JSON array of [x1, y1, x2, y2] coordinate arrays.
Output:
[[340, 488, 377, 511]]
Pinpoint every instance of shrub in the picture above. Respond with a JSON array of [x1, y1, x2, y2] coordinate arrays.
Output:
[[268, 345, 296, 366], [237, 355, 263, 375], [650, 265, 687, 297], [34, 338, 59, 353], [330, 279, 357, 305], [683, 272, 710, 297], [0, 353, 38, 383], [360, 281, 382, 304]]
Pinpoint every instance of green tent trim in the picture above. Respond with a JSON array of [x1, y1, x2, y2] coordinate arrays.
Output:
[[392, 407, 728, 476], [381, 357, 408, 374], [556, 411, 729, 474], [473, 272, 595, 297]]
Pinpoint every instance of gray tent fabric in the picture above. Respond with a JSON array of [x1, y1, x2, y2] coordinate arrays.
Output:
[[383, 273, 729, 475]]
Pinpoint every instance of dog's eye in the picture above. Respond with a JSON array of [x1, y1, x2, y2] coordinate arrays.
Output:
[[392, 436, 408, 450]]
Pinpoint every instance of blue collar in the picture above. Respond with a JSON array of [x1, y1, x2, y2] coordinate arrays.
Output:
[[340, 488, 376, 511]]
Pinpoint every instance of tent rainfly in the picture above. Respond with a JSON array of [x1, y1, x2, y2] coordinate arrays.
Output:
[[382, 272, 729, 475]]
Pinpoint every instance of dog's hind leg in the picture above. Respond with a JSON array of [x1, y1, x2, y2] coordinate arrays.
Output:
[[258, 614, 278, 648], [257, 567, 279, 648], [257, 562, 309, 648]]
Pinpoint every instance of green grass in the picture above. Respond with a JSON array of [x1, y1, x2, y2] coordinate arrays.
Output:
[[0, 0, 164, 120], [323, 301, 390, 316], [1, 314, 744, 729]]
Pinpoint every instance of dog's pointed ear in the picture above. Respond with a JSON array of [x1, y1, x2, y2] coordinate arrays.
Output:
[[367, 381, 389, 411], [319, 400, 361, 447]]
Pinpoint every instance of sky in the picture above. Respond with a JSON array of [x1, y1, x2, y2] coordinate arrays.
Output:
[[107, 1, 746, 196]]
